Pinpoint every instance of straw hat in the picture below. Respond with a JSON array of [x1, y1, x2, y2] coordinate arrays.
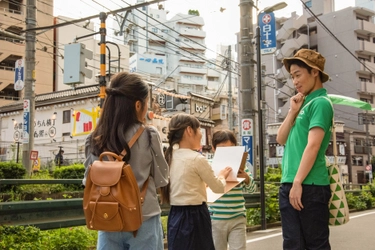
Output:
[[283, 49, 329, 83]]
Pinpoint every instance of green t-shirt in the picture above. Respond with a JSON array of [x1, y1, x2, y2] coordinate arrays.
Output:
[[281, 88, 333, 185]]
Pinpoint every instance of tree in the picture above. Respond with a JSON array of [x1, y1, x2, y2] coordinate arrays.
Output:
[[188, 9, 200, 16]]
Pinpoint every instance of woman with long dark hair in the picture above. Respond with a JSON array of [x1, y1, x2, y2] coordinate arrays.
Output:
[[83, 72, 169, 250]]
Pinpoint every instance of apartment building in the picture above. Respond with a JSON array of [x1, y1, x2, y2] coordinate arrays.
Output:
[[0, 0, 54, 105], [263, 0, 375, 184]]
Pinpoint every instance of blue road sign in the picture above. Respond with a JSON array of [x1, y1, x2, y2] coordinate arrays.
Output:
[[241, 136, 253, 166], [14, 59, 24, 91], [259, 12, 276, 54], [23, 99, 30, 143]]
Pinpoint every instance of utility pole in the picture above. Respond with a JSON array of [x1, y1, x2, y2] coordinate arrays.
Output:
[[228, 45, 233, 130], [98, 12, 107, 108], [239, 0, 256, 179], [23, 0, 36, 176]]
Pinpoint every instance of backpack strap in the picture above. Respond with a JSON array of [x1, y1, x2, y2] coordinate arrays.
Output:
[[111, 125, 149, 204], [119, 125, 145, 158]]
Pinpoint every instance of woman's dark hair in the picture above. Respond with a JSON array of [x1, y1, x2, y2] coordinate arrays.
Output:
[[160, 113, 200, 204], [90, 72, 149, 161], [212, 130, 237, 150], [287, 59, 324, 82]]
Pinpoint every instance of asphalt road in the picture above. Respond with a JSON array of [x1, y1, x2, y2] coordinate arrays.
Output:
[[246, 209, 375, 249]]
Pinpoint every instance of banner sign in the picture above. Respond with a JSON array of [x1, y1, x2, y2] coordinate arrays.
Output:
[[259, 12, 277, 55], [14, 59, 24, 91], [23, 99, 30, 143]]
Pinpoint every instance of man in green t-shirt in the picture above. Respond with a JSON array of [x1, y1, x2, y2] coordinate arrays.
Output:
[[277, 49, 333, 250]]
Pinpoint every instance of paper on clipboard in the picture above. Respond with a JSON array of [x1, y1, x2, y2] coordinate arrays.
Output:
[[210, 146, 245, 181], [206, 146, 247, 203], [206, 178, 245, 203]]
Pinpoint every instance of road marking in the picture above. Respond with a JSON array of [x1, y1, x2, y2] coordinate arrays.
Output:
[[246, 232, 282, 243], [350, 211, 375, 219], [246, 211, 375, 243]]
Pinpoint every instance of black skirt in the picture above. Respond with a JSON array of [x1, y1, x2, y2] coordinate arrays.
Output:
[[167, 203, 215, 250]]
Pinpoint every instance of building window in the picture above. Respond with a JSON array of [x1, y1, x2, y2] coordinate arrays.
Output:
[[305, 1, 312, 8], [63, 110, 71, 124], [359, 77, 370, 83], [152, 28, 158, 33], [352, 156, 363, 166]]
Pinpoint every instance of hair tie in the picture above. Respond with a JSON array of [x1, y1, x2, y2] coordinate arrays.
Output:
[[106, 88, 123, 96]]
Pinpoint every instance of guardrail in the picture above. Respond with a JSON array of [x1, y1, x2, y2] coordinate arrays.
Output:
[[0, 179, 363, 230]]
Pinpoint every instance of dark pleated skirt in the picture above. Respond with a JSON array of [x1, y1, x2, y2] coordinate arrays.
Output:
[[167, 203, 215, 250]]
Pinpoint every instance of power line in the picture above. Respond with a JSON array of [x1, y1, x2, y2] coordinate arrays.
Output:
[[22, 0, 164, 32], [300, 0, 375, 75]]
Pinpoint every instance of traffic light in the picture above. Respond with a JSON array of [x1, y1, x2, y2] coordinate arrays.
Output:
[[63, 43, 93, 85]]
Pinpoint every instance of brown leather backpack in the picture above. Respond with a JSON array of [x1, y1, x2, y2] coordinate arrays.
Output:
[[83, 126, 148, 236]]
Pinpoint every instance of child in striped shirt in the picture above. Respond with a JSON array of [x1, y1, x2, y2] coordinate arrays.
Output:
[[208, 130, 256, 250]]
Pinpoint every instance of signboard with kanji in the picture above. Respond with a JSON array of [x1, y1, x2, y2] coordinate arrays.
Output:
[[241, 118, 253, 165], [241, 118, 253, 136], [23, 99, 30, 143], [259, 12, 276, 55], [14, 59, 24, 91]]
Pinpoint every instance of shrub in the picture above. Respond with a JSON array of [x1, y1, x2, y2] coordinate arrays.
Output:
[[0, 225, 44, 249], [0, 162, 26, 192], [53, 164, 85, 190], [359, 191, 374, 209], [47, 227, 97, 250], [346, 192, 367, 211], [0, 162, 26, 179], [264, 167, 281, 182], [53, 164, 85, 179], [0, 225, 97, 250], [246, 183, 280, 226]]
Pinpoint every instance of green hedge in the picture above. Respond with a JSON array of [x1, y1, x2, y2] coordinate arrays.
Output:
[[0, 162, 26, 192], [0, 225, 97, 250], [53, 164, 85, 190]]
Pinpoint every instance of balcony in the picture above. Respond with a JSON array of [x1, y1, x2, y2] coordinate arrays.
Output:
[[277, 34, 308, 60], [354, 145, 372, 154], [179, 66, 206, 75], [179, 76, 206, 85], [179, 41, 206, 50], [277, 101, 290, 119], [356, 40, 375, 56], [356, 60, 375, 76], [358, 81, 375, 94], [274, 65, 289, 80], [0, 38, 24, 62], [179, 56, 206, 63], [0, 8, 24, 29], [179, 28, 206, 38], [207, 68, 220, 77], [277, 84, 293, 100], [355, 19, 375, 37], [276, 14, 307, 42], [0, 66, 15, 91]]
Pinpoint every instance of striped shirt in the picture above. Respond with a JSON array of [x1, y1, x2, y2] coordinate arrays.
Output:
[[208, 164, 256, 220]]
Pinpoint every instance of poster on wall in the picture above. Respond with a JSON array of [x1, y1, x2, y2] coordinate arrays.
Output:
[[72, 107, 100, 136]]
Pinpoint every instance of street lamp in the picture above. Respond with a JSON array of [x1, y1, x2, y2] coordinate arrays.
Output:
[[256, 1, 287, 230]]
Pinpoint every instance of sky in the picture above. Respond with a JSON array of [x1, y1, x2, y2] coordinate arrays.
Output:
[[54, 0, 356, 58]]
